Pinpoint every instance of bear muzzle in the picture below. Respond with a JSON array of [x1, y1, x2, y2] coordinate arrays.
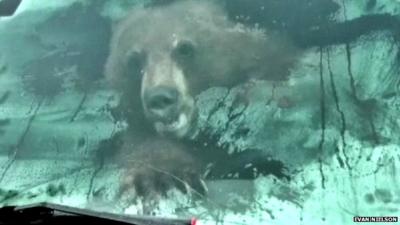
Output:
[[143, 86, 196, 138]]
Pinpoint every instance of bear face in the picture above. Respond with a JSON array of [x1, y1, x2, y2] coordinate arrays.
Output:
[[105, 0, 299, 139]]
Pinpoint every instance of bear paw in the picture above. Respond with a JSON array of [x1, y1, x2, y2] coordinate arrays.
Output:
[[117, 138, 208, 202]]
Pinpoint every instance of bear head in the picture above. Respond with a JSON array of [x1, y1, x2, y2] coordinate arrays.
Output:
[[105, 0, 298, 139]]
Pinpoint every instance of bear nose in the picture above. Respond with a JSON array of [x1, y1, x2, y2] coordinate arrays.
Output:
[[145, 86, 179, 112]]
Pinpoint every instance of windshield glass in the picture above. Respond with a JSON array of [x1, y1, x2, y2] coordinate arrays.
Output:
[[0, 0, 399, 224]]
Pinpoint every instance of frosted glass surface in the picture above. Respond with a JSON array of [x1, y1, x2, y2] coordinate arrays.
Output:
[[0, 0, 399, 224]]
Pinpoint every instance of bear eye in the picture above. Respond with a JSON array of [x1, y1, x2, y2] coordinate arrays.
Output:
[[174, 40, 195, 58], [127, 51, 146, 76]]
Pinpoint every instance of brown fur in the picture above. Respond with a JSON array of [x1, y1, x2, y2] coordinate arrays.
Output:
[[104, 0, 300, 200]]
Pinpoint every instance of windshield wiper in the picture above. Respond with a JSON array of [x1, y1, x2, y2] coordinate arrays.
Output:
[[0, 202, 197, 225]]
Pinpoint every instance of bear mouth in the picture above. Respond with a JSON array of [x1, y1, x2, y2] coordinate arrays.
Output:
[[154, 113, 191, 138]]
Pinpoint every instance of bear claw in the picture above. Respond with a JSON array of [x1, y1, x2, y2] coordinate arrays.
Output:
[[117, 138, 207, 202]]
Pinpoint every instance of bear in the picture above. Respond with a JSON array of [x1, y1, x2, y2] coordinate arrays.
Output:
[[103, 0, 299, 202]]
